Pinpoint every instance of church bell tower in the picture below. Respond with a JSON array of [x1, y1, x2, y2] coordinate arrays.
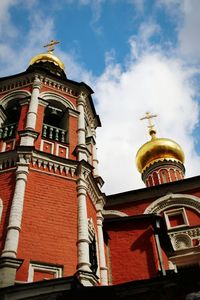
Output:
[[0, 41, 107, 287]]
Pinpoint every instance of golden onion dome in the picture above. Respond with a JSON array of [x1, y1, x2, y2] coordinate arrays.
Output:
[[136, 130, 185, 174], [29, 52, 65, 71]]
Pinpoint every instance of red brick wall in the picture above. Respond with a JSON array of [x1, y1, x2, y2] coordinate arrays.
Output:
[[106, 220, 159, 284], [16, 170, 78, 282], [68, 114, 78, 160]]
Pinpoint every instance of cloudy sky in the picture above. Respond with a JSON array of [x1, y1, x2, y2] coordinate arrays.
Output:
[[0, 0, 200, 194]]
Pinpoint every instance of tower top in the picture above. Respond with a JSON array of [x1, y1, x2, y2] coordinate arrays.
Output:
[[29, 40, 65, 74]]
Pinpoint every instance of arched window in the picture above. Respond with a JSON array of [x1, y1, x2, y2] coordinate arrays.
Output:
[[0, 91, 30, 141], [40, 92, 75, 144], [42, 103, 68, 143], [0, 101, 21, 140]]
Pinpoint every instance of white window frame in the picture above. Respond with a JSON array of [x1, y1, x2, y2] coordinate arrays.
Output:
[[28, 262, 62, 282], [2, 139, 16, 152], [164, 208, 189, 230], [56, 143, 68, 158], [40, 139, 54, 155]]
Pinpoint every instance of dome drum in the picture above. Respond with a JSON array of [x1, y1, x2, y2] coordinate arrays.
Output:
[[142, 159, 185, 186]]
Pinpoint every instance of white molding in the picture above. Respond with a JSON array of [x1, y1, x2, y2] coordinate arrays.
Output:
[[31, 152, 76, 177], [169, 225, 200, 251], [0, 198, 3, 224], [102, 210, 128, 218], [40, 139, 54, 155], [56, 143, 68, 158], [28, 262, 62, 282], [0, 90, 31, 109], [1, 139, 16, 152], [87, 174, 105, 209], [144, 193, 200, 214], [40, 91, 76, 110], [164, 207, 189, 230]]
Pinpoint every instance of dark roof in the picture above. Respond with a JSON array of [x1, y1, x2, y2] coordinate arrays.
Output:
[[106, 175, 200, 207], [1, 268, 200, 300]]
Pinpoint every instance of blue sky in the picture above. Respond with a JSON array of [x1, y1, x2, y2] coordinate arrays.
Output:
[[1, 0, 200, 194]]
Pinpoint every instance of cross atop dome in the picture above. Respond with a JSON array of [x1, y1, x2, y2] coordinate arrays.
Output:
[[140, 112, 157, 139], [43, 40, 60, 53]]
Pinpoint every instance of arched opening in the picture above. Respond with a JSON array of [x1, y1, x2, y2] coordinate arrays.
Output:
[[42, 100, 69, 144], [0, 100, 21, 140], [0, 91, 30, 141], [40, 92, 75, 145]]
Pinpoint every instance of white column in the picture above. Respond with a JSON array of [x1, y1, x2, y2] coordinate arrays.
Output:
[[97, 210, 108, 285], [1, 164, 29, 258], [91, 126, 99, 176], [77, 93, 87, 161], [76, 174, 91, 272], [26, 77, 41, 130]]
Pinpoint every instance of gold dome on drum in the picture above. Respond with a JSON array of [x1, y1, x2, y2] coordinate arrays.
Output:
[[136, 112, 185, 174], [136, 134, 185, 173], [29, 52, 65, 70], [28, 40, 65, 71]]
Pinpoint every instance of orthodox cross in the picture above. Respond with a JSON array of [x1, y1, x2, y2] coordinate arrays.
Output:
[[140, 112, 157, 135], [44, 40, 60, 53]]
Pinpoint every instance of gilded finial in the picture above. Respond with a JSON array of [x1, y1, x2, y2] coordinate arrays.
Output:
[[43, 40, 60, 54], [140, 112, 157, 139]]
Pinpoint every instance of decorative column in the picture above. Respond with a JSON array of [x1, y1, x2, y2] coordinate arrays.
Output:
[[77, 93, 87, 161], [91, 126, 99, 177], [26, 77, 41, 130], [0, 155, 29, 287], [20, 77, 41, 146], [96, 206, 108, 285], [76, 162, 97, 286]]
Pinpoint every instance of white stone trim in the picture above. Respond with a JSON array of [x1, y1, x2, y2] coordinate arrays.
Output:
[[102, 210, 128, 218], [31, 152, 76, 177], [164, 207, 189, 230], [40, 91, 76, 110], [0, 90, 31, 109], [1, 139, 16, 152], [77, 93, 87, 160], [40, 139, 54, 155], [144, 193, 200, 215], [0, 198, 3, 223], [28, 262, 62, 282], [168, 226, 200, 251], [1, 163, 29, 258], [96, 212, 108, 285], [25, 78, 41, 131], [56, 143, 68, 158]]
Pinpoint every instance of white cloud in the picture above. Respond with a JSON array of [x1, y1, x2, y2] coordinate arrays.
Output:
[[0, 0, 19, 38], [158, 0, 200, 62], [95, 47, 200, 194]]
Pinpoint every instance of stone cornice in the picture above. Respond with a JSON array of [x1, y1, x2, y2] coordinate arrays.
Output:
[[0, 150, 17, 170], [87, 172, 106, 209], [31, 152, 77, 178]]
